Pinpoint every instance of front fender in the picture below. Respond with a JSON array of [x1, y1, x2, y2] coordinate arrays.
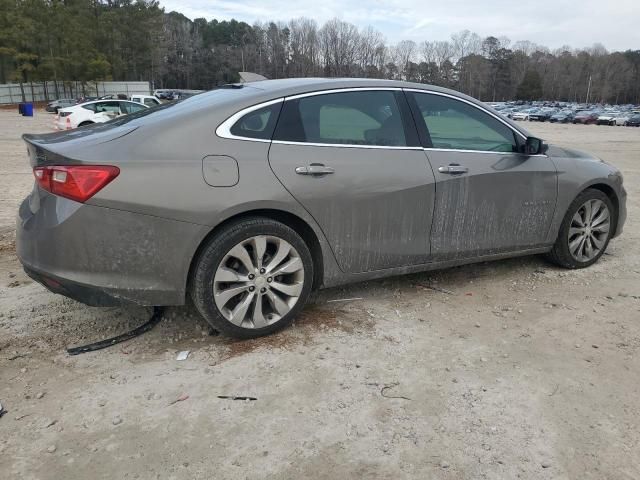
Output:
[[545, 154, 625, 244]]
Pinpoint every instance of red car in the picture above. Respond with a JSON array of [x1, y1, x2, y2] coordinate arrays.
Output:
[[573, 111, 599, 124]]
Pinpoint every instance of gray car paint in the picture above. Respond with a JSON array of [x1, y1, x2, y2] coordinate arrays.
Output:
[[17, 78, 627, 306], [268, 143, 436, 273], [425, 148, 558, 260]]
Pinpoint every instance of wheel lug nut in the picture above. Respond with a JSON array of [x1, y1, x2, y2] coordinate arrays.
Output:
[[248, 274, 255, 280], [260, 268, 265, 274], [249, 286, 255, 292], [267, 277, 272, 283], [260, 287, 266, 293]]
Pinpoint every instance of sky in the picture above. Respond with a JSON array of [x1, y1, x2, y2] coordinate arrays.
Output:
[[159, 0, 640, 51]]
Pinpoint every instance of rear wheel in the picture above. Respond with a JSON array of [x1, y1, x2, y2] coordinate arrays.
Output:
[[546, 189, 615, 269], [191, 217, 313, 338]]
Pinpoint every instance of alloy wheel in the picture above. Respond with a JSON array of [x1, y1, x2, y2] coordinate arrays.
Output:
[[213, 235, 305, 328], [568, 199, 611, 262]]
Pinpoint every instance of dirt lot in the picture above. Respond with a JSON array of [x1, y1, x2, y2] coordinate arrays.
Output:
[[1, 109, 639, 479]]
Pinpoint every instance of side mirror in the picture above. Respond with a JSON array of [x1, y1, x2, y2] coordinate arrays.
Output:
[[524, 136, 548, 155]]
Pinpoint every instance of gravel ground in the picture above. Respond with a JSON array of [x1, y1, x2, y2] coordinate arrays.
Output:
[[0, 109, 639, 480]]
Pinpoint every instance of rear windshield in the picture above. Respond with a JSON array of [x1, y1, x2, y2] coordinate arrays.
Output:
[[106, 87, 252, 127]]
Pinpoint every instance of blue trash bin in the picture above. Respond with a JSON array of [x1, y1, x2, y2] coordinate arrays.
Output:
[[23, 103, 34, 117]]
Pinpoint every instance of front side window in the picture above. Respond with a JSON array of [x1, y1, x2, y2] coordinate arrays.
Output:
[[274, 90, 408, 147], [229, 102, 282, 140], [411, 93, 517, 153]]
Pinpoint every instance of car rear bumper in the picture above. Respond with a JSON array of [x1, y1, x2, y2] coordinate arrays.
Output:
[[16, 191, 209, 306]]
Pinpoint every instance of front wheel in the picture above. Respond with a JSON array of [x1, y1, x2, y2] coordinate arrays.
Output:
[[546, 189, 615, 269], [191, 217, 314, 338]]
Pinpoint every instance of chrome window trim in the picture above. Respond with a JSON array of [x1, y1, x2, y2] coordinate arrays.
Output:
[[272, 140, 423, 151], [403, 88, 528, 141], [424, 147, 548, 157], [216, 97, 284, 142], [284, 87, 402, 101], [216, 87, 407, 146]]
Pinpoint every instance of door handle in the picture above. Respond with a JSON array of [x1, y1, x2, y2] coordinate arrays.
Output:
[[438, 164, 469, 175], [295, 164, 335, 176]]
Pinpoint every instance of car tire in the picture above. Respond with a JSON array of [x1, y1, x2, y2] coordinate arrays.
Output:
[[546, 189, 615, 269], [190, 217, 314, 339]]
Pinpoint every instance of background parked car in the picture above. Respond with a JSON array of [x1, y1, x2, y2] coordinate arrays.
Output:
[[130, 94, 161, 107], [511, 109, 534, 121], [597, 112, 620, 126], [549, 110, 575, 123], [529, 109, 553, 122], [55, 99, 148, 130], [613, 112, 633, 125], [573, 111, 599, 124], [626, 115, 640, 127], [45, 98, 77, 113]]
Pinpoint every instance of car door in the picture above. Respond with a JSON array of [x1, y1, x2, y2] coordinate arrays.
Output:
[[406, 90, 557, 261], [268, 89, 436, 273]]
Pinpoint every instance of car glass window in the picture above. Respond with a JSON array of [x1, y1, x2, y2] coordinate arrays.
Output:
[[229, 102, 282, 140], [121, 102, 146, 114], [82, 103, 96, 112], [274, 91, 407, 147], [144, 98, 158, 107], [412, 93, 517, 152], [94, 101, 121, 114]]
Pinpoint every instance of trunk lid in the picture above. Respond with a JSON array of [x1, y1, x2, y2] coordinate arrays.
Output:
[[23, 124, 138, 167]]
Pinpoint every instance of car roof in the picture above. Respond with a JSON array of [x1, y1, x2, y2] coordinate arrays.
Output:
[[208, 77, 528, 127], [237, 77, 470, 97], [111, 78, 531, 138]]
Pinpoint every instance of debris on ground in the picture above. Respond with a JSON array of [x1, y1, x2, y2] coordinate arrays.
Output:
[[176, 350, 190, 361], [326, 297, 363, 303], [66, 306, 164, 355], [0, 402, 6, 418], [380, 383, 411, 401], [418, 284, 455, 295], [169, 394, 190, 405], [217, 396, 257, 401]]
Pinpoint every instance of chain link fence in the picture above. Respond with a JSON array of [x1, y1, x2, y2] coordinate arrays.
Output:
[[0, 81, 151, 105]]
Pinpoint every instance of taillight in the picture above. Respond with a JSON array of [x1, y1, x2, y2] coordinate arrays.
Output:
[[33, 165, 120, 203], [59, 111, 72, 117]]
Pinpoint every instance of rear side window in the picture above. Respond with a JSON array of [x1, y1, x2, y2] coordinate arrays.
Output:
[[230, 102, 282, 140], [274, 91, 407, 147], [82, 104, 97, 112], [121, 102, 146, 114], [94, 101, 121, 113], [411, 92, 517, 152], [144, 98, 159, 107]]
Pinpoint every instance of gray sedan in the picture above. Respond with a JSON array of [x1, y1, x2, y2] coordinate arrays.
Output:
[[17, 78, 627, 338]]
